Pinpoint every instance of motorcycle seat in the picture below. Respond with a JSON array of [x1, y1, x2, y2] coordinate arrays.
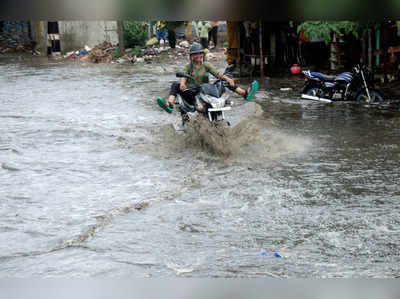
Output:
[[310, 72, 336, 82], [334, 72, 353, 83]]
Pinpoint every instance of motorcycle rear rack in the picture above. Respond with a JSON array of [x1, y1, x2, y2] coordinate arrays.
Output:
[[207, 107, 231, 122]]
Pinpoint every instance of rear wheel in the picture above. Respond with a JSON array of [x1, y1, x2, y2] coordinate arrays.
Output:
[[304, 87, 326, 98], [356, 90, 384, 103]]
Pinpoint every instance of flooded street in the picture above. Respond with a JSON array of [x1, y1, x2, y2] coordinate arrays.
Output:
[[1, 54, 399, 278]]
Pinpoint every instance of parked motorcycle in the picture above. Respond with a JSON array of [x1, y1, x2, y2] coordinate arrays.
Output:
[[174, 64, 236, 127], [301, 64, 384, 103]]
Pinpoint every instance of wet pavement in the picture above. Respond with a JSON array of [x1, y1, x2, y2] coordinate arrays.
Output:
[[0, 53, 399, 277]]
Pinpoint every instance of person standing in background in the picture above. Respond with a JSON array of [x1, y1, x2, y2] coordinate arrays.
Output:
[[197, 21, 211, 50], [208, 21, 219, 49], [167, 28, 176, 49], [166, 22, 182, 50]]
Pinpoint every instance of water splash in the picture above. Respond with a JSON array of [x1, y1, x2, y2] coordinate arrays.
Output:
[[156, 102, 311, 161]]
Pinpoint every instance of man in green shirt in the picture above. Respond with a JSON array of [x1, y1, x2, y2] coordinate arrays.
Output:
[[164, 43, 258, 109], [197, 21, 212, 49]]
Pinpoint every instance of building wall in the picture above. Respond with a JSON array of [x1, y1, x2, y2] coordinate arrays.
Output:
[[58, 21, 118, 53]]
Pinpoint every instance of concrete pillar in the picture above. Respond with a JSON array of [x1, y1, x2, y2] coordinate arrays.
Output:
[[330, 34, 338, 70], [117, 21, 125, 54], [147, 21, 151, 39], [375, 28, 380, 66], [30, 21, 48, 56], [368, 29, 373, 68], [270, 31, 276, 65]]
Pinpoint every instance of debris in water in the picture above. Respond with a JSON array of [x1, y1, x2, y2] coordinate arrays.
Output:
[[134, 202, 150, 211], [260, 252, 281, 258], [1, 162, 20, 171], [179, 224, 201, 233], [166, 263, 195, 275]]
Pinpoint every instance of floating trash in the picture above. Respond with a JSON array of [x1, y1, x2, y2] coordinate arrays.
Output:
[[260, 252, 281, 258]]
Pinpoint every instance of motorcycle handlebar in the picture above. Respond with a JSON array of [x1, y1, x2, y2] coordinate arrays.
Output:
[[177, 64, 235, 81], [176, 72, 194, 80]]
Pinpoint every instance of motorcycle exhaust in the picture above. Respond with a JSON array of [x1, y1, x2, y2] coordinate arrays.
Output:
[[301, 94, 332, 103]]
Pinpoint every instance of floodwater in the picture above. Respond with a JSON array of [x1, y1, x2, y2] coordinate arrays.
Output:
[[0, 54, 399, 278]]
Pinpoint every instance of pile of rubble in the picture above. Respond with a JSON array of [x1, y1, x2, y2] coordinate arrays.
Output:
[[65, 40, 182, 64], [65, 41, 120, 63], [0, 21, 35, 54], [63, 38, 224, 64], [0, 32, 35, 54], [85, 41, 117, 63]]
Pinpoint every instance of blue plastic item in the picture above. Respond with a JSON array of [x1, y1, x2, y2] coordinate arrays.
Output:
[[76, 49, 87, 57], [259, 252, 281, 258]]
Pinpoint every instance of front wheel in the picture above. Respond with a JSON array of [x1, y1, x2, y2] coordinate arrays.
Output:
[[213, 120, 230, 128], [355, 90, 384, 103]]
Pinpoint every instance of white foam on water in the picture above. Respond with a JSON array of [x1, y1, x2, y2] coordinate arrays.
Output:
[[166, 263, 195, 275]]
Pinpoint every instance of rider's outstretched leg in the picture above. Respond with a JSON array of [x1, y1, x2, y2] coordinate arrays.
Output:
[[227, 81, 259, 101]]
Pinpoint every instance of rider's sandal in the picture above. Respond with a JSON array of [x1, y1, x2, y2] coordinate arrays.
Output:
[[245, 80, 259, 101], [157, 97, 173, 113]]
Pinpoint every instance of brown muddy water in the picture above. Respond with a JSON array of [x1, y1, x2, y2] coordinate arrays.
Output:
[[0, 54, 399, 277]]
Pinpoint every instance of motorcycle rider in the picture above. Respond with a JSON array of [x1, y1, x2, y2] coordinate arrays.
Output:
[[165, 42, 258, 109]]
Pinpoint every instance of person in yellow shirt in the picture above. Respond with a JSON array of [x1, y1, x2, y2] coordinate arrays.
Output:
[[156, 21, 167, 46]]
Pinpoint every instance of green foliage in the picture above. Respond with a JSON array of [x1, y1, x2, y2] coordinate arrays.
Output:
[[397, 21, 400, 28], [132, 45, 141, 56], [297, 21, 361, 44], [123, 21, 148, 48], [113, 48, 122, 59]]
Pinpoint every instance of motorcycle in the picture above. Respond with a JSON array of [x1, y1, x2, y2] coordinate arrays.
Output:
[[300, 64, 384, 103], [174, 64, 236, 127]]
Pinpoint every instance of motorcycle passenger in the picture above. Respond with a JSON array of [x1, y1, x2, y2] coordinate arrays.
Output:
[[165, 42, 258, 109]]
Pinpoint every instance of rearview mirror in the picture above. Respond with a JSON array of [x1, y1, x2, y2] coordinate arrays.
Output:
[[224, 64, 236, 74]]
